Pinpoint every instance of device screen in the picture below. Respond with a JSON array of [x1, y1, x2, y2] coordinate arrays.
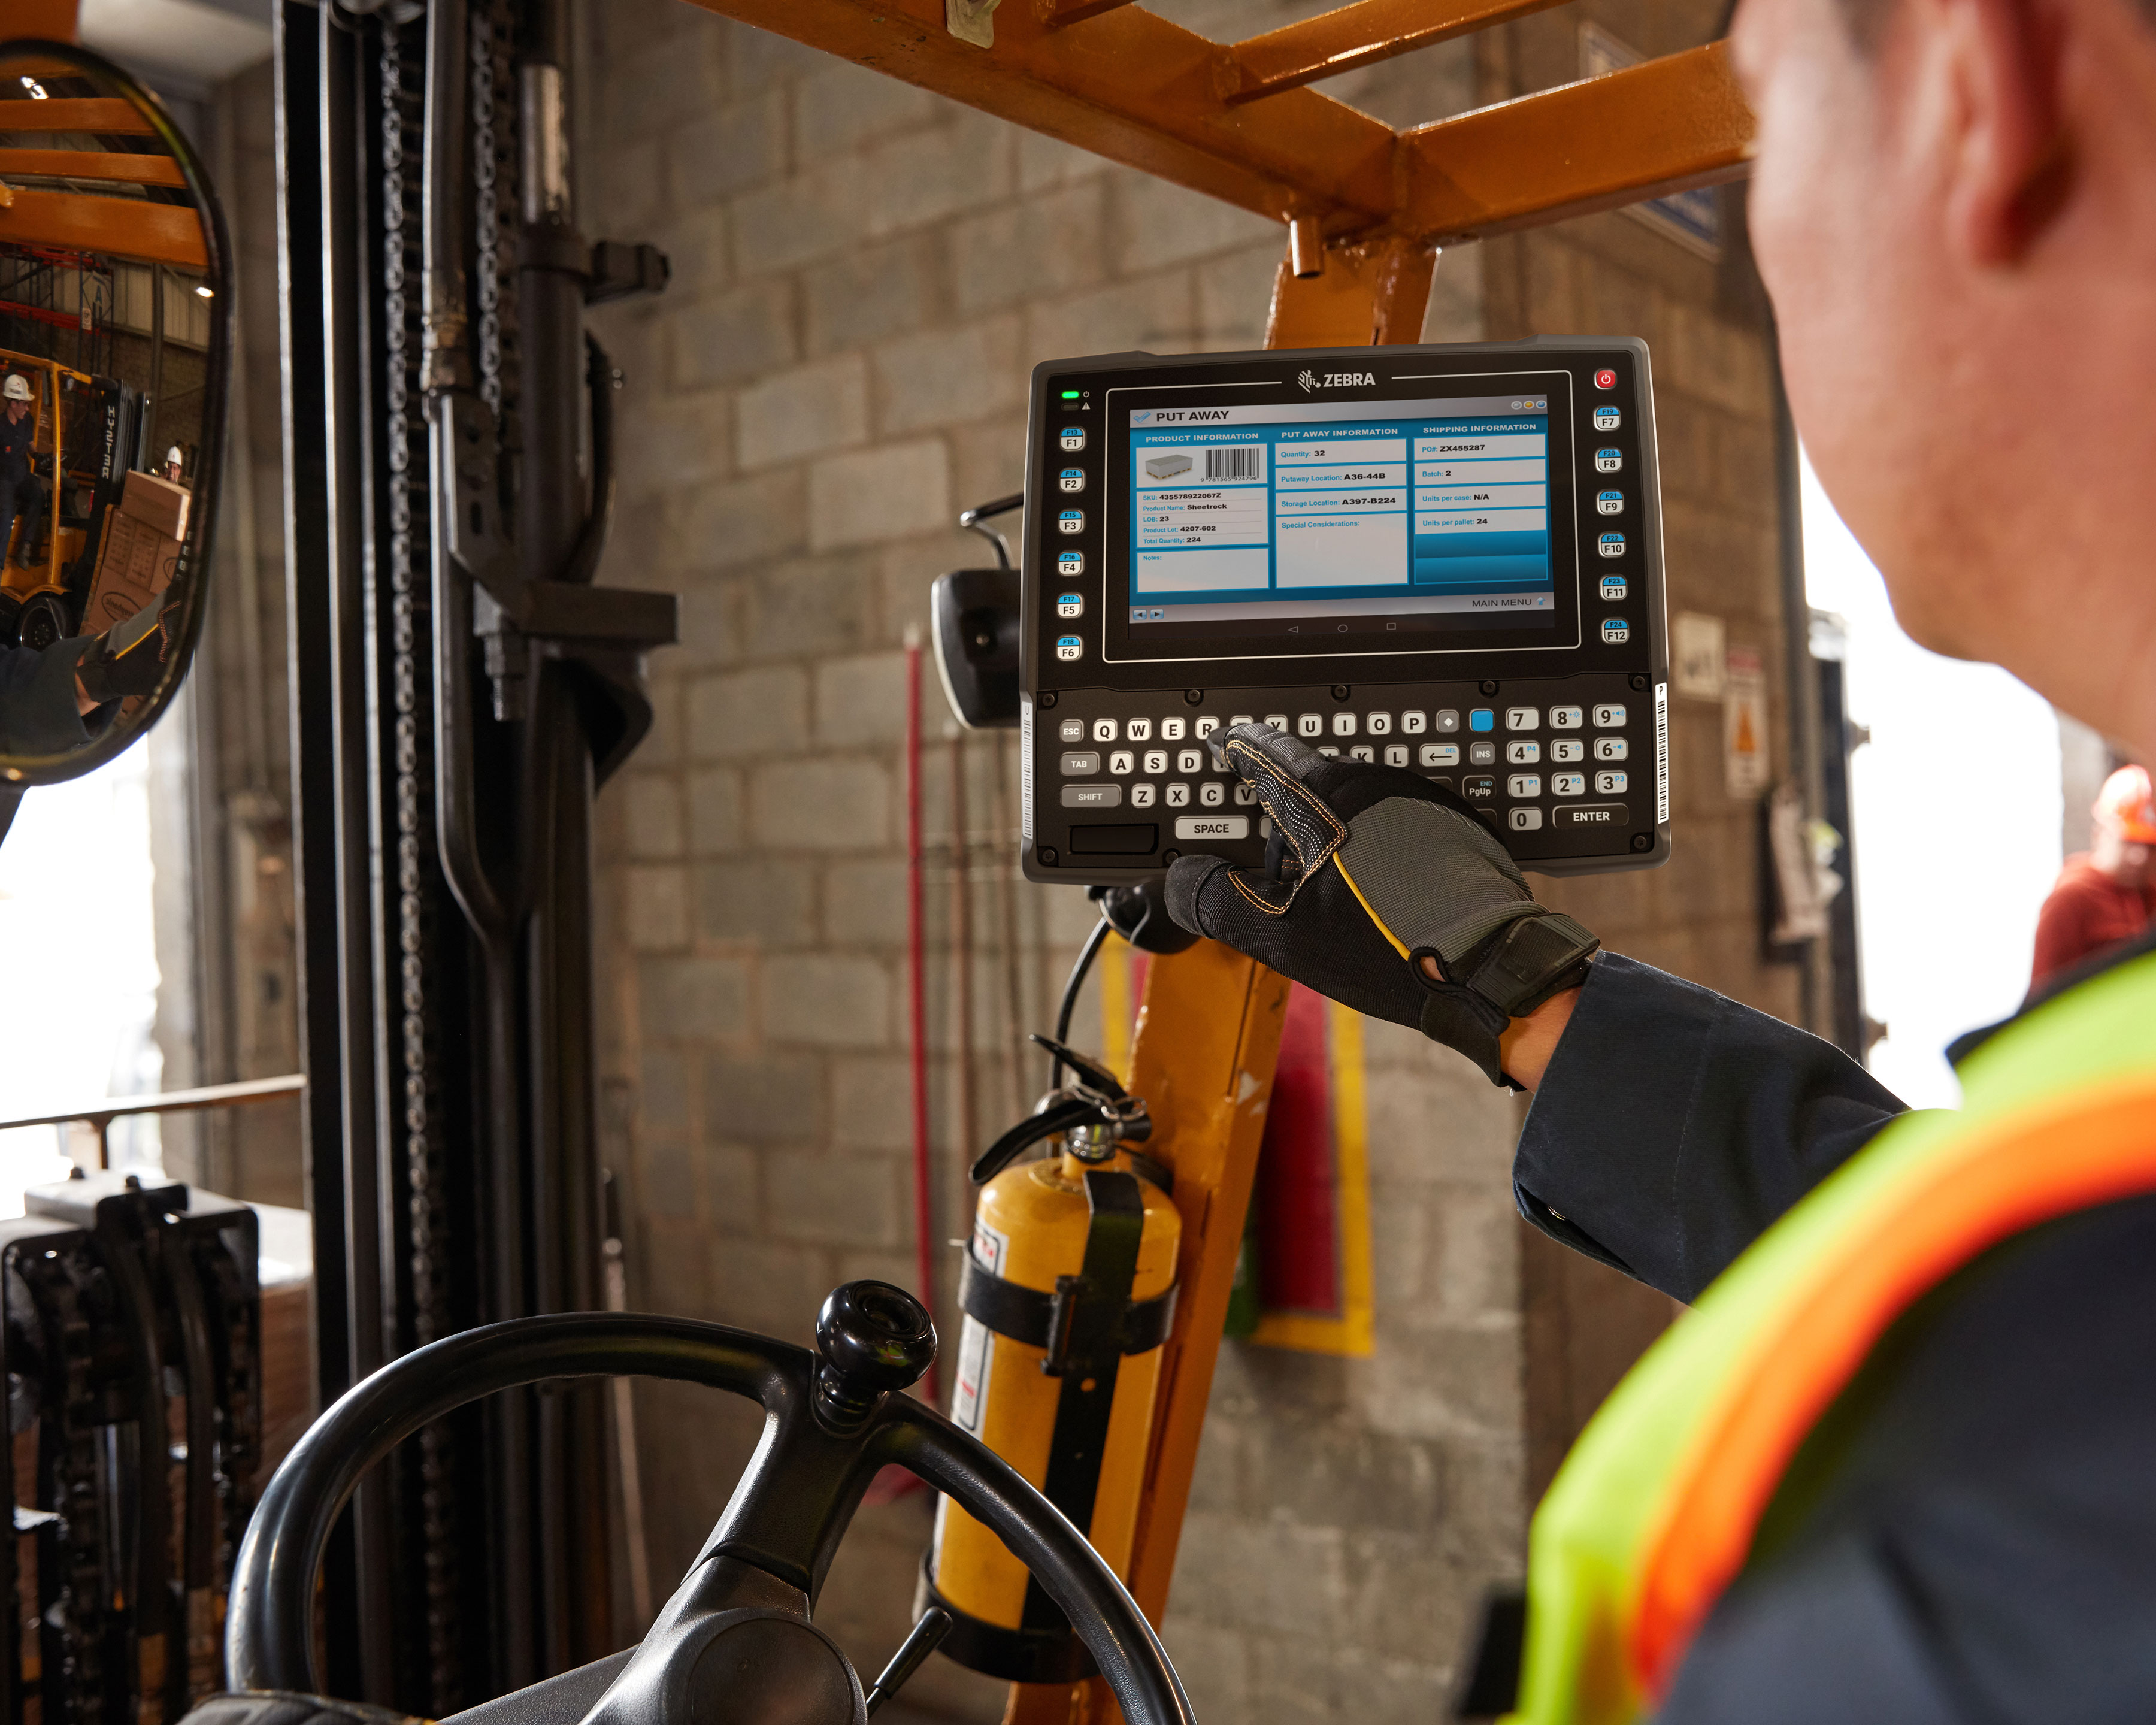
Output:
[[1101, 371, 1580, 662]]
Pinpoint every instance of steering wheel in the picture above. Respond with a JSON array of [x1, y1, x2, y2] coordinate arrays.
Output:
[[209, 1282, 1193, 1725]]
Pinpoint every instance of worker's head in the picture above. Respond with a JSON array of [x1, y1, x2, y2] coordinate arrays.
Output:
[[163, 446, 183, 482], [2091, 764, 2156, 883], [1728, 0, 2156, 762], [1, 374, 28, 419]]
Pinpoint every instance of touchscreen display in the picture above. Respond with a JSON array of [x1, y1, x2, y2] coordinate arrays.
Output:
[[1106, 378, 1577, 660]]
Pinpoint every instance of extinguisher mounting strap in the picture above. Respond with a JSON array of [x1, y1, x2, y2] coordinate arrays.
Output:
[[958, 1251, 1177, 1357]]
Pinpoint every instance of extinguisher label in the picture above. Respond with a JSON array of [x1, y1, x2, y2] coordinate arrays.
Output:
[[972, 1216, 1010, 1275], [952, 1318, 994, 1433]]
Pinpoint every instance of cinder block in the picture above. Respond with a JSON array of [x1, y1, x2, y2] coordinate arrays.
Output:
[[1359, 1322, 1523, 1442], [726, 21, 835, 98], [686, 665, 810, 759], [1025, 275, 1197, 367], [662, 488, 793, 603], [1115, 171, 1278, 274], [949, 184, 1109, 317], [704, 1051, 828, 1143], [671, 586, 742, 673], [640, 955, 750, 1039], [823, 858, 909, 945], [1424, 240, 1486, 343], [731, 168, 871, 276], [601, 32, 728, 144], [698, 1145, 760, 1234], [762, 954, 893, 1047], [589, 134, 665, 240], [638, 1047, 692, 1133], [742, 553, 877, 658], [747, 758, 891, 851], [705, 1236, 838, 1342], [807, 441, 951, 551], [643, 206, 731, 307], [618, 773, 685, 858], [947, 415, 1030, 523], [812, 652, 909, 749], [617, 387, 732, 500], [831, 1052, 915, 1151], [1016, 128, 1106, 195], [1154, 1620, 1252, 1723], [801, 236, 938, 358], [688, 767, 744, 853], [871, 316, 1025, 435], [792, 60, 941, 159], [667, 93, 786, 211], [623, 864, 691, 950], [669, 277, 796, 389], [697, 859, 817, 945], [764, 1152, 903, 1246], [857, 112, 1017, 240], [736, 354, 870, 470], [1194, 241, 1281, 353]]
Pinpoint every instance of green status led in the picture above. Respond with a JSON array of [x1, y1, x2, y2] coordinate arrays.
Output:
[[1060, 389, 1082, 398]]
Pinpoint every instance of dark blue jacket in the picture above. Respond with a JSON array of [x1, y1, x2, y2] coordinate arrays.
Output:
[[1514, 940, 2156, 1723]]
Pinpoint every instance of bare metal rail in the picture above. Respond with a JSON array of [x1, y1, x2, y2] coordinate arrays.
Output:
[[0, 1073, 307, 1169]]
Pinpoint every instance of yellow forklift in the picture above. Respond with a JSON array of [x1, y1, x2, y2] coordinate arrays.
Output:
[[0, 342, 146, 649]]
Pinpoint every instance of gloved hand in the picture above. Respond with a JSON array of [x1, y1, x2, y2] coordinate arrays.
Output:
[[74, 614, 168, 704], [1164, 722, 1599, 1087]]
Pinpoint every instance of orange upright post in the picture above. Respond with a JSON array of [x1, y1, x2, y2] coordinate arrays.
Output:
[[1003, 225, 1436, 1725]]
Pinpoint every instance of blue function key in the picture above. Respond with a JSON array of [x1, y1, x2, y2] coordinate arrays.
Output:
[[1595, 447, 1624, 474], [1593, 405, 1621, 431], [1601, 618, 1630, 644], [1055, 634, 1085, 661], [1059, 425, 1088, 452], [1058, 467, 1086, 494], [1595, 489, 1624, 515], [1598, 532, 1626, 558], [1599, 574, 1628, 601], [1057, 509, 1085, 534], [1468, 707, 1495, 733], [1056, 592, 1084, 619], [1056, 549, 1085, 577]]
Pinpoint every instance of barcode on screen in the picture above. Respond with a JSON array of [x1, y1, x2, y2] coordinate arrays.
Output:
[[1204, 446, 1261, 480]]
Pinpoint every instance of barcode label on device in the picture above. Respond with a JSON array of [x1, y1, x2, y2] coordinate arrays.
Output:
[[1655, 681, 1670, 827], [1205, 446, 1261, 480]]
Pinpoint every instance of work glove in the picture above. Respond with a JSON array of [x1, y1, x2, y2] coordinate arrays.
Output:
[[74, 610, 169, 705], [1164, 722, 1599, 1088]]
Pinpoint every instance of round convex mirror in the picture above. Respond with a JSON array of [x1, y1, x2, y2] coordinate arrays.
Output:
[[0, 38, 229, 835]]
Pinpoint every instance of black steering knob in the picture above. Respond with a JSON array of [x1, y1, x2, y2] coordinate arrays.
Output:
[[813, 1281, 937, 1431]]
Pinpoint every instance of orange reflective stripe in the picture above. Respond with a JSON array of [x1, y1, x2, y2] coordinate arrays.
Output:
[[1628, 1072, 2156, 1697]]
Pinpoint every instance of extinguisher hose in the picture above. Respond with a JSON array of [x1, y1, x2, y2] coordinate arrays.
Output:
[[1050, 915, 1115, 1089]]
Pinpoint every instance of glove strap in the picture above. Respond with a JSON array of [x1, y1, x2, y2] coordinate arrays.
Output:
[[1462, 912, 1599, 1019]]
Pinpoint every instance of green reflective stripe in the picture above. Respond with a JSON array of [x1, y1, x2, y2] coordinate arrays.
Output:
[[1509, 949, 2156, 1725]]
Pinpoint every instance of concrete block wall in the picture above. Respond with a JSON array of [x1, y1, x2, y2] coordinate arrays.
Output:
[[581, 2, 1795, 1718]]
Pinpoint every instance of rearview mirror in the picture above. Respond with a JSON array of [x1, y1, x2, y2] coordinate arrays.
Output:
[[0, 39, 228, 832]]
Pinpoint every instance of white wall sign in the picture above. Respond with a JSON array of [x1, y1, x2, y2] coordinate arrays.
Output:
[[1673, 610, 1727, 700], [1724, 647, 1770, 797]]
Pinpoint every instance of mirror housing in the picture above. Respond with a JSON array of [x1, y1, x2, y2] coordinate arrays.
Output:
[[0, 38, 229, 812]]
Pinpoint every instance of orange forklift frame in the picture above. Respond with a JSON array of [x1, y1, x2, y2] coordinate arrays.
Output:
[[668, 5, 1757, 1723]]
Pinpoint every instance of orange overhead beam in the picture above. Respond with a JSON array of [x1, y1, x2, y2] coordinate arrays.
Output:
[[1400, 42, 1755, 243], [0, 186, 204, 267], [0, 148, 186, 188], [685, 0, 1397, 230], [1216, 0, 1568, 104], [0, 97, 159, 135], [4, 1, 81, 41]]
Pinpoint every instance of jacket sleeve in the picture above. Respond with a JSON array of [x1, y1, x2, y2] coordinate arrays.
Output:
[[1512, 953, 1910, 1303], [0, 637, 96, 758]]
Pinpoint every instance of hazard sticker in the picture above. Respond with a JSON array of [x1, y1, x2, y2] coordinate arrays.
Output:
[[951, 1318, 994, 1433]]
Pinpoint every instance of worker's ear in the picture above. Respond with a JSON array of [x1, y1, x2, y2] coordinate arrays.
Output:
[[1933, 0, 2070, 264]]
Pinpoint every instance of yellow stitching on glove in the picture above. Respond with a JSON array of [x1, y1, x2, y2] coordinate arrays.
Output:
[[1331, 852, 1410, 961]]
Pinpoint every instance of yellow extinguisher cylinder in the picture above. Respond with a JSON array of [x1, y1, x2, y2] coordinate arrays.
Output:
[[931, 1151, 1180, 1636]]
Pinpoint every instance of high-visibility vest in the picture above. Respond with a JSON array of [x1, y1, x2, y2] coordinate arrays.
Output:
[[1510, 948, 2156, 1725]]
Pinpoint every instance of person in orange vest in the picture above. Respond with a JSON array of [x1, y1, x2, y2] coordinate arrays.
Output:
[[1168, 0, 2156, 1719], [2028, 765, 2156, 992]]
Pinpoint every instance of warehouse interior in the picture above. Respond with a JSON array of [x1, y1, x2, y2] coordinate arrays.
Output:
[[0, 4, 2144, 1725]]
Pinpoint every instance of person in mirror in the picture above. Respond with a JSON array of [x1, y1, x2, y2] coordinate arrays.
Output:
[[162, 444, 186, 486], [0, 373, 49, 570], [2029, 764, 2156, 991], [0, 596, 171, 755], [1167, 0, 2156, 1718]]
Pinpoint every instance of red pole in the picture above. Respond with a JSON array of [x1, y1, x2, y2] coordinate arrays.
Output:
[[904, 630, 940, 1402]]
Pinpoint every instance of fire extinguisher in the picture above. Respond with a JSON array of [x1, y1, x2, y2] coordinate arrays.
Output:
[[922, 1032, 1181, 1684]]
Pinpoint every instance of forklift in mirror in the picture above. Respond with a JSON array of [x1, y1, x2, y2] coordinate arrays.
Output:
[[0, 346, 150, 650]]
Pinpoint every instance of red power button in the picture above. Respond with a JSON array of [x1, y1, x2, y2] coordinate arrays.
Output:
[[1594, 367, 1618, 389]]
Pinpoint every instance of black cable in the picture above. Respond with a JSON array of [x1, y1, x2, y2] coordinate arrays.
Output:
[[1050, 915, 1114, 1089]]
